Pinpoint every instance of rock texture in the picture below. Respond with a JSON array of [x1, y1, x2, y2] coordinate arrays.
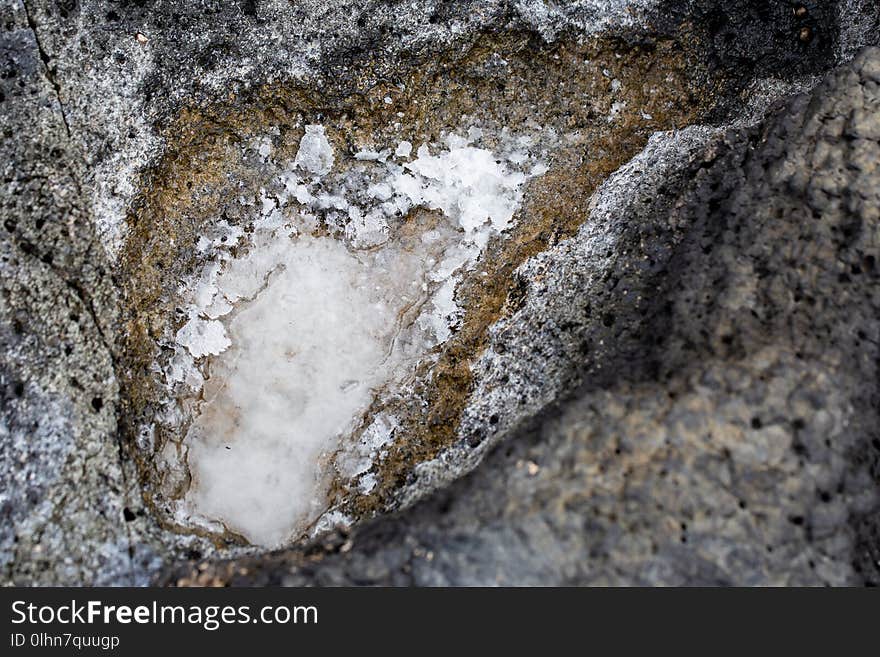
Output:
[[1, 0, 878, 586], [0, 2, 137, 585], [172, 47, 880, 587]]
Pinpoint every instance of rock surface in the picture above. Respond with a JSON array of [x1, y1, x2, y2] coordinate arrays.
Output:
[[1, 0, 878, 585], [0, 1, 134, 585], [169, 48, 880, 586]]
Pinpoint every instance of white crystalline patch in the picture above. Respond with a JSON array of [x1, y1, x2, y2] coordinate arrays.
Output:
[[282, 171, 316, 205], [368, 182, 393, 201], [344, 207, 390, 248], [175, 318, 230, 358], [422, 276, 458, 343], [337, 414, 398, 479], [358, 473, 378, 494], [294, 125, 335, 175], [397, 143, 526, 238], [175, 124, 554, 547], [310, 510, 353, 537], [354, 148, 391, 162], [186, 237, 412, 546], [531, 162, 549, 177]]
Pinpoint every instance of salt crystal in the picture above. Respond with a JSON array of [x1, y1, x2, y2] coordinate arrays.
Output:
[[294, 125, 335, 176], [176, 318, 231, 358]]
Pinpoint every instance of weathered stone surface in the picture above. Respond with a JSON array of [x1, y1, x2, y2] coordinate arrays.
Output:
[[168, 47, 880, 587], [1, 0, 878, 585], [0, 1, 134, 585]]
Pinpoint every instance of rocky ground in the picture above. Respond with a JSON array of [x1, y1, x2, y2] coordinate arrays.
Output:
[[1, 1, 879, 586]]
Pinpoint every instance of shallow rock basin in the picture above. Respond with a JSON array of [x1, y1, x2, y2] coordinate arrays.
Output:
[[118, 26, 711, 556], [175, 126, 553, 546]]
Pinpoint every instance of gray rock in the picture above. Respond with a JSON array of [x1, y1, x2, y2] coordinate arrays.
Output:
[[0, 1, 132, 585], [1, 0, 879, 586]]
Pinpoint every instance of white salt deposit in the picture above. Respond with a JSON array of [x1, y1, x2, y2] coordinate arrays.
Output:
[[173, 123, 554, 546], [186, 237, 416, 545], [175, 318, 230, 358], [293, 125, 335, 175]]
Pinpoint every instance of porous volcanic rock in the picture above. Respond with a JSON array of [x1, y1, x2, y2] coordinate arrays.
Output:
[[1, 0, 878, 585]]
